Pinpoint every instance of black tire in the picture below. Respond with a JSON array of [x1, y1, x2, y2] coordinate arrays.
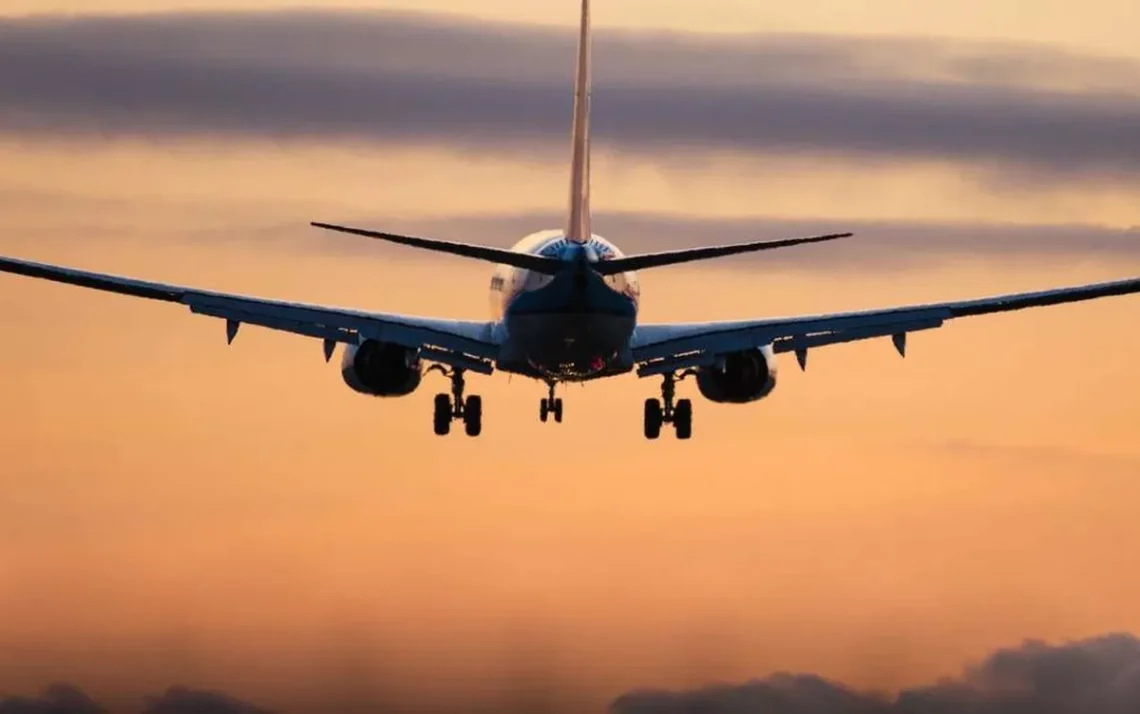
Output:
[[539, 399, 549, 423], [433, 393, 451, 436], [464, 395, 483, 437], [674, 399, 693, 440], [553, 398, 564, 423], [644, 398, 663, 440]]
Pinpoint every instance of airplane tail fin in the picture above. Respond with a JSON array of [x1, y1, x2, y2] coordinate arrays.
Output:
[[566, 0, 593, 244]]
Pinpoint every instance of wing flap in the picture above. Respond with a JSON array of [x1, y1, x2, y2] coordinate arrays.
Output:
[[770, 317, 944, 354], [187, 299, 358, 345], [190, 294, 500, 360], [633, 306, 951, 361]]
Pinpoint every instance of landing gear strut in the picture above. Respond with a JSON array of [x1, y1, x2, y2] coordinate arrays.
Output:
[[539, 381, 564, 424], [644, 370, 695, 440], [427, 365, 482, 437]]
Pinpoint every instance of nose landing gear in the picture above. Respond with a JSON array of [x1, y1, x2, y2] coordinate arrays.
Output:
[[427, 366, 482, 437], [539, 381, 564, 423], [644, 370, 695, 440]]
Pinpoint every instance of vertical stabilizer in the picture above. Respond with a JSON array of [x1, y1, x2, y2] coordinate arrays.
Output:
[[566, 0, 593, 244]]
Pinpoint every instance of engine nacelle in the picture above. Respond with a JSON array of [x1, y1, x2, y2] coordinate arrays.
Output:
[[341, 339, 423, 397], [696, 347, 778, 404]]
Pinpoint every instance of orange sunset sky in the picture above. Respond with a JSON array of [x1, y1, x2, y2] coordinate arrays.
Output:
[[2, 0, 1140, 712]]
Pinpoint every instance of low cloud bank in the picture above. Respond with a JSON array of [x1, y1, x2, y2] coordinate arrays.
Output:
[[5, 634, 1140, 713], [0, 686, 267, 714], [0, 683, 105, 714], [614, 633, 1140, 714]]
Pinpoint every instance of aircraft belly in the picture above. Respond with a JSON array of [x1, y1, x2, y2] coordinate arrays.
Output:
[[504, 312, 635, 380], [498, 270, 636, 381]]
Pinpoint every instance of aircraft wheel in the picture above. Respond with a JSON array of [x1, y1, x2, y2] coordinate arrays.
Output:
[[539, 399, 549, 423], [433, 393, 452, 436], [553, 398, 564, 423], [644, 398, 663, 440], [674, 399, 693, 440], [464, 395, 483, 437]]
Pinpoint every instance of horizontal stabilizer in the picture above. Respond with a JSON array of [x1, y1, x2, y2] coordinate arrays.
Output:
[[593, 232, 853, 275], [311, 222, 563, 274]]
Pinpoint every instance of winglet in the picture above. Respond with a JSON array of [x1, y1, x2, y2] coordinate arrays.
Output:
[[566, 0, 593, 244]]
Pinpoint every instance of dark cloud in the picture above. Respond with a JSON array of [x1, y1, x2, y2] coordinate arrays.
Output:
[[2, 11, 1140, 178], [0, 686, 274, 714], [612, 633, 1140, 714], [140, 687, 272, 714], [0, 683, 105, 714], [8, 634, 1140, 712], [5, 190, 1137, 270]]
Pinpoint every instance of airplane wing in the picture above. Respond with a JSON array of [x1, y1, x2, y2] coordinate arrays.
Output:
[[631, 275, 1140, 376], [0, 255, 501, 372]]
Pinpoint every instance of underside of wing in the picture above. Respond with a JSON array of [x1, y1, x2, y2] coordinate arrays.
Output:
[[632, 275, 1140, 374], [0, 254, 502, 373]]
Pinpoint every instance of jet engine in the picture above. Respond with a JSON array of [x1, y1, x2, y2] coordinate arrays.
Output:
[[696, 347, 778, 404], [341, 339, 423, 396]]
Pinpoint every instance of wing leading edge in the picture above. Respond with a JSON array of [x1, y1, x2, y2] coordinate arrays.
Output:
[[0, 255, 501, 371], [632, 275, 1140, 375]]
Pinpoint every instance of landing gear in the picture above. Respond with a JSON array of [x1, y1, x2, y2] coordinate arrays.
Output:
[[427, 366, 482, 437], [643, 398, 662, 439], [433, 393, 451, 436], [644, 371, 695, 440], [464, 395, 483, 437], [539, 381, 564, 424]]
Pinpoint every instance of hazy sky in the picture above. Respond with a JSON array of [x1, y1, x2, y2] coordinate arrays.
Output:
[[2, 1, 1140, 712]]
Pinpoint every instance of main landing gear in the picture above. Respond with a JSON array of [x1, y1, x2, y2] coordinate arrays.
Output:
[[644, 370, 695, 440], [427, 366, 482, 437], [539, 381, 564, 423]]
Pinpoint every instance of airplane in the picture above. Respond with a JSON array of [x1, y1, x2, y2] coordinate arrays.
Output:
[[3, 0, 1140, 441]]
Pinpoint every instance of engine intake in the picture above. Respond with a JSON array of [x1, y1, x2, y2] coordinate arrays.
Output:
[[696, 348, 778, 404], [341, 340, 423, 397]]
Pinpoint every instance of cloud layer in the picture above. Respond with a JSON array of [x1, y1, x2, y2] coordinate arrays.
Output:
[[0, 686, 267, 714], [614, 633, 1140, 714], [6, 634, 1140, 713], [2, 11, 1140, 178], [0, 683, 106, 714]]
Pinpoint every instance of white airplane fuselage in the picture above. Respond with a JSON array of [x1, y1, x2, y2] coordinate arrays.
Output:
[[490, 230, 641, 382]]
